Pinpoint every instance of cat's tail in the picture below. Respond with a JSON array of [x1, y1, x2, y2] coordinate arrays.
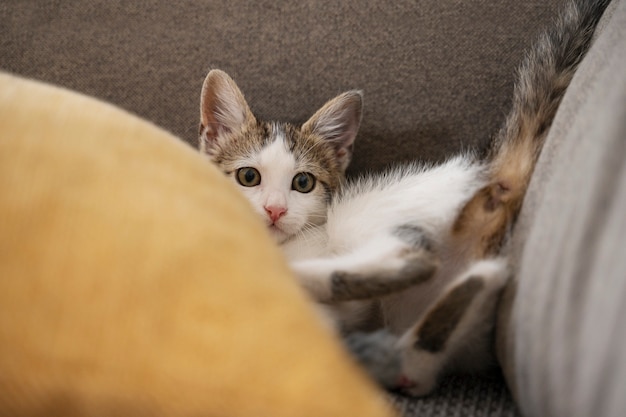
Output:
[[453, 0, 612, 257], [489, 0, 612, 186]]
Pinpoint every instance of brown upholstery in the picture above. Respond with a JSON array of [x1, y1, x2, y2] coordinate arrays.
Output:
[[1, 1, 559, 174]]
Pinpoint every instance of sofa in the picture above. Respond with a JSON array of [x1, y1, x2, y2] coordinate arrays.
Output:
[[1, 1, 624, 416]]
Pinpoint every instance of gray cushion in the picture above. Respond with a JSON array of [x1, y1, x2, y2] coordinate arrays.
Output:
[[499, 0, 626, 415]]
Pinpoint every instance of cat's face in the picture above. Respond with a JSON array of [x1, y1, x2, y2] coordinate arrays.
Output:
[[198, 70, 362, 243], [205, 120, 341, 243]]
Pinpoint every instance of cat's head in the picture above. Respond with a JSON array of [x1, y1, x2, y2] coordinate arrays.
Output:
[[199, 70, 362, 243]]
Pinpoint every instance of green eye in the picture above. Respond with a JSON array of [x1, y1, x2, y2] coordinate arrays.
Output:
[[236, 167, 261, 187], [292, 172, 316, 193]]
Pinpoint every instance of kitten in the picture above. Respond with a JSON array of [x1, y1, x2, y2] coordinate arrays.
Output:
[[198, 0, 610, 396]]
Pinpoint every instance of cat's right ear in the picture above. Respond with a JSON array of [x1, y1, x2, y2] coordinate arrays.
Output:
[[199, 70, 255, 153]]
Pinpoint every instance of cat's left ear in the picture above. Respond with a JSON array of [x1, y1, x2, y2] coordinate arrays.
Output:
[[302, 91, 363, 172]]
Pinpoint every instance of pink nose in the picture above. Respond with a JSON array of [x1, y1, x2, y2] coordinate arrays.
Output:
[[264, 205, 287, 223]]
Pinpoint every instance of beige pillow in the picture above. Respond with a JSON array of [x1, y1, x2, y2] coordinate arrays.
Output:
[[0, 73, 395, 417]]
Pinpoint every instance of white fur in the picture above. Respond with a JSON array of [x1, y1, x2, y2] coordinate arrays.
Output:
[[284, 154, 487, 325], [286, 155, 485, 251], [326, 156, 484, 255]]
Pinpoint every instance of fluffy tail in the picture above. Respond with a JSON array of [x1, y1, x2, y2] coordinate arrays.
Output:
[[453, 0, 612, 257]]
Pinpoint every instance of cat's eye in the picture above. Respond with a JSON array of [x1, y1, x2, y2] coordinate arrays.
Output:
[[236, 167, 261, 187], [292, 172, 316, 193]]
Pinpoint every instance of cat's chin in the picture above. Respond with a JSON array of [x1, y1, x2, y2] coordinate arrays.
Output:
[[268, 224, 291, 244]]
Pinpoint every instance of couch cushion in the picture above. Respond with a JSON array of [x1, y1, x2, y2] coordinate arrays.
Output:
[[0, 73, 394, 417], [0, 1, 560, 175], [498, 0, 626, 415]]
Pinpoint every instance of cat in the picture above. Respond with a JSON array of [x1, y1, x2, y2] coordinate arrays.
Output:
[[197, 0, 611, 396]]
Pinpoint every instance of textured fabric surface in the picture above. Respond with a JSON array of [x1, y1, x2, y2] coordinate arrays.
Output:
[[0, 73, 395, 417], [391, 374, 520, 417], [0, 0, 560, 176], [498, 0, 626, 416]]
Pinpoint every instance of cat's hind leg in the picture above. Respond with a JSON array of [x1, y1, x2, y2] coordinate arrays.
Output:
[[394, 258, 508, 396], [292, 225, 439, 303], [392, 258, 508, 396]]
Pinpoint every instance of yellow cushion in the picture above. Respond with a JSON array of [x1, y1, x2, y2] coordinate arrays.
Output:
[[0, 73, 394, 417]]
